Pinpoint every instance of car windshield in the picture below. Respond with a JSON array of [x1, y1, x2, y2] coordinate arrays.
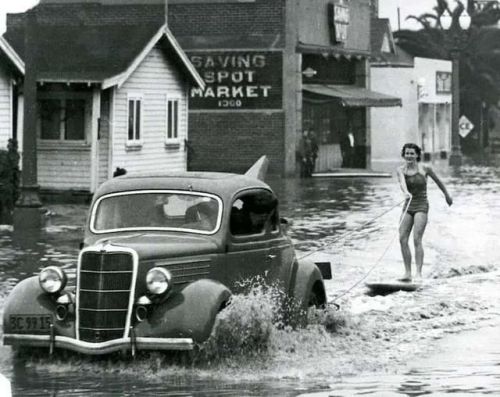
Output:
[[91, 191, 222, 234]]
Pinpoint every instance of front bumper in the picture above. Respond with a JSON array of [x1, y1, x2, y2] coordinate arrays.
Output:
[[3, 334, 194, 355]]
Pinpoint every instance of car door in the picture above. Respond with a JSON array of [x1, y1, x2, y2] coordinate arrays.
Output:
[[265, 206, 296, 294], [224, 189, 276, 292]]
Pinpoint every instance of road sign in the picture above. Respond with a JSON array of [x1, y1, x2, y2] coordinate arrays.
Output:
[[458, 115, 474, 138]]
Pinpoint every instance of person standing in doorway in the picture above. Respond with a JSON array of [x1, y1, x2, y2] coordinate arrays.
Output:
[[340, 130, 354, 168], [308, 129, 319, 176], [297, 129, 312, 177], [397, 143, 453, 281]]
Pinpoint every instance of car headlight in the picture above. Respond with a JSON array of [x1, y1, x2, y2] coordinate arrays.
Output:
[[39, 266, 67, 294], [146, 267, 172, 295]]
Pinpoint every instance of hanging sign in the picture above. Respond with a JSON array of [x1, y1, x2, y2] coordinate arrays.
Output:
[[458, 115, 474, 138], [328, 1, 350, 44]]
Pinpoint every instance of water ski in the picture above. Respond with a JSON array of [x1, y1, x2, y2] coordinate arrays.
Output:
[[365, 280, 421, 295]]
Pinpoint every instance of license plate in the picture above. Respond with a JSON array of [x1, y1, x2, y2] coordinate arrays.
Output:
[[9, 315, 52, 333]]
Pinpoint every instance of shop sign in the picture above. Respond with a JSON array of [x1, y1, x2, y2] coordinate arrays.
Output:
[[328, 1, 350, 44], [188, 51, 282, 110]]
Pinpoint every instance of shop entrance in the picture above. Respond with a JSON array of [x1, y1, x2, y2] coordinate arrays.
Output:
[[303, 99, 366, 171]]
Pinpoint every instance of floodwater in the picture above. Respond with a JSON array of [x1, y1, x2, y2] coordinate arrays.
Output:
[[0, 162, 499, 396]]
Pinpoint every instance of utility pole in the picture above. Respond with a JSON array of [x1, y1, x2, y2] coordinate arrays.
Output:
[[449, 48, 463, 166], [13, 9, 42, 231], [165, 0, 168, 26]]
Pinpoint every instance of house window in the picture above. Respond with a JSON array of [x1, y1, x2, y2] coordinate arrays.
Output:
[[128, 96, 142, 143], [39, 99, 86, 141], [166, 98, 180, 142]]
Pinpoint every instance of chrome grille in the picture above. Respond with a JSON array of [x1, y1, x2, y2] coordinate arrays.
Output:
[[158, 259, 211, 285], [78, 251, 134, 343]]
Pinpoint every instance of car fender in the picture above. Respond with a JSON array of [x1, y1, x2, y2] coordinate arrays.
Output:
[[135, 279, 231, 344], [3, 276, 75, 338], [291, 259, 327, 312]]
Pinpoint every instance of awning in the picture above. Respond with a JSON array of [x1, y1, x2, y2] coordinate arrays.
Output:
[[303, 84, 402, 107]]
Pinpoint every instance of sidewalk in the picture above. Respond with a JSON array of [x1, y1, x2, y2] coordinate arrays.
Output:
[[312, 168, 392, 178]]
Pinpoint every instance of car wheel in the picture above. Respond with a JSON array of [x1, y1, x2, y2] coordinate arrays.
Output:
[[308, 290, 320, 308]]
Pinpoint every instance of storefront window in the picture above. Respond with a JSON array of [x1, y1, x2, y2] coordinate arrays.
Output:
[[303, 99, 366, 170]]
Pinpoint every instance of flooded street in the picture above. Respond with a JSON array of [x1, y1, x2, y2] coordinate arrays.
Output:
[[1, 163, 500, 396]]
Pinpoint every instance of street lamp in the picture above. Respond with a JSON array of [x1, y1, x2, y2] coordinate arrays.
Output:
[[439, 6, 471, 166]]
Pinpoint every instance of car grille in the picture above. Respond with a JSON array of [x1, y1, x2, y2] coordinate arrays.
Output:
[[157, 259, 211, 285], [78, 251, 134, 343]]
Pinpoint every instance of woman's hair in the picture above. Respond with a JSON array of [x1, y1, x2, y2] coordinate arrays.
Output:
[[401, 143, 422, 162]]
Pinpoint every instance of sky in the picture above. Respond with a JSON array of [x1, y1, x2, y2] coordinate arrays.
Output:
[[379, 0, 439, 30], [0, 0, 460, 34], [0, 0, 38, 34]]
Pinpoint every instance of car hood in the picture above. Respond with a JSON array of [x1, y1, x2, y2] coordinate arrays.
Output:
[[89, 233, 220, 260]]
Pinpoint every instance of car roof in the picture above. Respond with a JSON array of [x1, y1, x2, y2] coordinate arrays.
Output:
[[94, 172, 272, 200]]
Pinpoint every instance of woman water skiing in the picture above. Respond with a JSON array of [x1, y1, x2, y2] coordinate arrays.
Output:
[[397, 143, 453, 282]]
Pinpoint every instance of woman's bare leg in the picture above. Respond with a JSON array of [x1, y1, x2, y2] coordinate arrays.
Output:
[[399, 213, 414, 280], [413, 212, 428, 279]]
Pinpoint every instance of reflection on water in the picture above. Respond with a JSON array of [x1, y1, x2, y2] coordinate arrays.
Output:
[[1, 163, 500, 396], [310, 324, 500, 396]]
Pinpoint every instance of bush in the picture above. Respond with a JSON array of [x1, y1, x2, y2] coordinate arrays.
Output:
[[0, 139, 20, 224]]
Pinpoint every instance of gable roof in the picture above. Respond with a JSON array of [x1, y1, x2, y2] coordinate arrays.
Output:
[[370, 18, 414, 67], [371, 18, 394, 55], [102, 25, 205, 89], [0, 36, 24, 75], [3, 4, 203, 89]]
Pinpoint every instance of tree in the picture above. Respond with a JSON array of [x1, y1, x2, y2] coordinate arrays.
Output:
[[394, 0, 500, 107], [394, 1, 500, 155]]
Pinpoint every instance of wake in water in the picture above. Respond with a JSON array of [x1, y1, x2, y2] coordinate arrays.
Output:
[[16, 279, 351, 379], [197, 278, 348, 364]]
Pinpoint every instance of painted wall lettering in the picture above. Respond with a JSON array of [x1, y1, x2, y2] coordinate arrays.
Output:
[[188, 52, 283, 110]]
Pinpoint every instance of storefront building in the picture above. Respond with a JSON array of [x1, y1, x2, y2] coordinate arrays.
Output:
[[168, 0, 401, 175], [370, 17, 452, 171]]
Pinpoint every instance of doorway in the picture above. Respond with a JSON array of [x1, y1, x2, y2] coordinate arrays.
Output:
[[303, 99, 366, 171]]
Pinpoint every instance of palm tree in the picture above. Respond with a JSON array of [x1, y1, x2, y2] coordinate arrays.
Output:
[[394, 0, 500, 155]]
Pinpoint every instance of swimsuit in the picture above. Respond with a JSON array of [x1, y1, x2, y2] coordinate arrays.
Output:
[[404, 172, 429, 215]]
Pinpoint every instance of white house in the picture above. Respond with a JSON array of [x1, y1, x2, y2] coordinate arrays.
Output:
[[0, 36, 24, 150], [2, 2, 204, 196]]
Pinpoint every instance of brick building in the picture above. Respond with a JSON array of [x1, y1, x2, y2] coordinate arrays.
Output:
[[168, 0, 401, 175]]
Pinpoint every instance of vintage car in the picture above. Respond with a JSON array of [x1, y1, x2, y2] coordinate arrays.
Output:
[[3, 158, 331, 356]]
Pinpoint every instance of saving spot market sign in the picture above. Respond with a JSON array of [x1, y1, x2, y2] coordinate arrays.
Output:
[[188, 51, 283, 110]]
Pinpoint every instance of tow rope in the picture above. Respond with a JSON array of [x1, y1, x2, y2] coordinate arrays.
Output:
[[296, 196, 412, 302]]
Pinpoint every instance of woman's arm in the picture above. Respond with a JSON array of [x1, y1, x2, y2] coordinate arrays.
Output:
[[396, 166, 411, 198], [425, 165, 453, 206]]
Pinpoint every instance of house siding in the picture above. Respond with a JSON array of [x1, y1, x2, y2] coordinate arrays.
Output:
[[37, 91, 93, 191], [112, 46, 188, 174], [38, 144, 91, 190], [0, 63, 12, 149]]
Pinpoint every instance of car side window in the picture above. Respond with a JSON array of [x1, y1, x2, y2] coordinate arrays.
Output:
[[230, 190, 278, 236]]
